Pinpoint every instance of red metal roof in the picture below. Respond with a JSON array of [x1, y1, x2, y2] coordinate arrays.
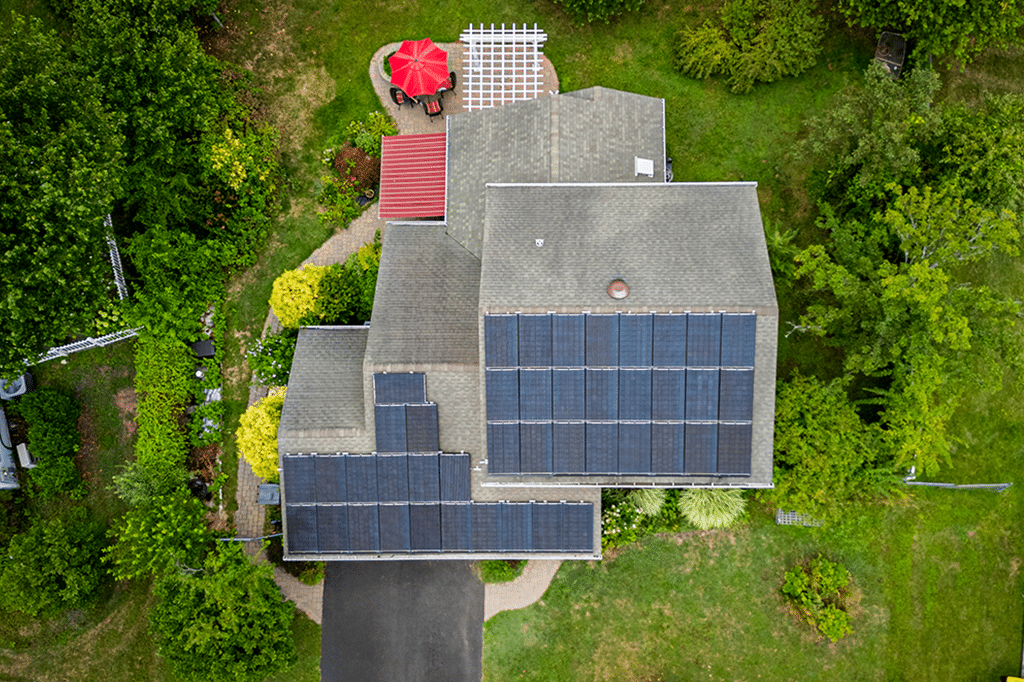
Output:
[[379, 133, 447, 219]]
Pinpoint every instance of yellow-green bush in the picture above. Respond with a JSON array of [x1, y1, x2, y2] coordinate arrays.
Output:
[[236, 389, 285, 481], [269, 266, 327, 328]]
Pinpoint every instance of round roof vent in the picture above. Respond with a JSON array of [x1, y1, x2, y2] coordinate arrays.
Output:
[[607, 279, 629, 299]]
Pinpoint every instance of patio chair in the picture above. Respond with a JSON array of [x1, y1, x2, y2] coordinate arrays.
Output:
[[422, 97, 443, 121], [438, 71, 457, 99], [390, 87, 415, 108]]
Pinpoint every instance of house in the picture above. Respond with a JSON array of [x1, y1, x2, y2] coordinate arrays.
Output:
[[278, 87, 778, 560]]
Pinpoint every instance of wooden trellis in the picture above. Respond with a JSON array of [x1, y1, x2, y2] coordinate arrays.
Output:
[[459, 23, 548, 111]]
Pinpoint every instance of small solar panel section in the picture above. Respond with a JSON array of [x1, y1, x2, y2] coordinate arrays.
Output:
[[348, 505, 380, 552], [618, 422, 651, 473], [720, 314, 757, 367], [408, 454, 440, 501], [375, 405, 407, 453], [619, 314, 653, 367], [685, 369, 719, 421], [485, 314, 518, 368], [471, 504, 502, 551], [531, 504, 563, 551], [586, 369, 618, 420], [502, 503, 532, 551], [687, 314, 721, 366], [286, 505, 318, 553], [314, 456, 346, 503], [719, 370, 755, 422], [318, 506, 348, 552], [441, 504, 472, 550], [283, 457, 316, 504], [619, 369, 651, 421], [440, 454, 471, 501], [653, 314, 687, 367], [346, 456, 379, 503], [552, 314, 585, 366], [717, 423, 753, 474], [684, 423, 717, 473], [552, 422, 585, 473], [406, 404, 440, 452], [585, 314, 619, 366], [376, 455, 409, 502], [651, 423, 685, 473], [520, 422, 553, 473], [487, 423, 519, 474], [373, 373, 425, 404], [518, 314, 552, 367], [552, 369, 585, 420], [486, 370, 519, 421], [562, 504, 594, 551], [586, 423, 618, 473], [519, 369, 552, 420], [379, 504, 411, 551], [652, 369, 685, 421], [410, 504, 441, 550]]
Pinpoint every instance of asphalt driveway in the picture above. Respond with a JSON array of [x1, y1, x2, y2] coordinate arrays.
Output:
[[321, 561, 483, 682]]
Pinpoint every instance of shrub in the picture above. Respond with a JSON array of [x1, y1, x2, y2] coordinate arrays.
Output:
[[112, 459, 189, 507], [554, 0, 645, 23], [480, 560, 526, 583], [627, 488, 668, 516], [14, 388, 84, 500], [269, 265, 328, 328], [602, 489, 685, 550], [345, 111, 397, 158], [781, 555, 854, 642], [246, 329, 298, 387], [678, 489, 746, 530], [296, 562, 326, 585], [314, 234, 382, 326], [236, 389, 285, 482]]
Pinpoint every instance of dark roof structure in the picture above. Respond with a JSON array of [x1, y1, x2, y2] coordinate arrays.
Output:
[[279, 87, 777, 561]]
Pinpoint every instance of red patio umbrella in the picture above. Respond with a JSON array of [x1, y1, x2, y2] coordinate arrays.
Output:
[[388, 38, 449, 98]]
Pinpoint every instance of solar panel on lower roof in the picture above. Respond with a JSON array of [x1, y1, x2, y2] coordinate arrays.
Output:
[[520, 422, 553, 473], [531, 504, 563, 551], [440, 453, 471, 501], [317, 506, 349, 552], [552, 314, 585, 366], [585, 423, 618, 473], [409, 504, 441, 550], [619, 369, 652, 421], [685, 369, 719, 421], [687, 314, 722, 367], [408, 454, 440, 501], [487, 423, 520, 474], [552, 369, 585, 420], [373, 373, 425, 405], [562, 504, 594, 551], [485, 370, 519, 421], [348, 505, 380, 552], [406, 403, 439, 452], [585, 369, 618, 420], [518, 314, 552, 367], [379, 504, 411, 551], [286, 505, 318, 553], [719, 369, 755, 422], [375, 404, 407, 453], [441, 504, 472, 550], [619, 314, 653, 367], [314, 456, 346, 503], [471, 504, 502, 551], [552, 422, 586, 473], [717, 423, 752, 474], [283, 456, 316, 504], [652, 369, 686, 421], [651, 423, 685, 473], [653, 314, 687, 367], [376, 455, 409, 502], [484, 315, 518, 368], [346, 456, 379, 503], [519, 369, 552, 420], [684, 423, 717, 473], [585, 314, 619, 367], [618, 423, 651, 473], [501, 503, 532, 551], [720, 314, 757, 367]]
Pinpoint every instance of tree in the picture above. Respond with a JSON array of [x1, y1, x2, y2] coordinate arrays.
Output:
[[150, 542, 296, 682], [0, 14, 124, 379], [236, 390, 285, 481], [0, 507, 107, 616]]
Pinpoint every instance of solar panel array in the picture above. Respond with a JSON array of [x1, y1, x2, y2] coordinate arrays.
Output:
[[484, 313, 756, 476]]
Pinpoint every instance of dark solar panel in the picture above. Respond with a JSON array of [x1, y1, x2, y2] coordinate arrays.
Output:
[[283, 456, 316, 504], [485, 370, 519, 421], [651, 369, 686, 421], [347, 505, 380, 552], [520, 422, 553, 473], [719, 370, 754, 422], [484, 315, 518, 368], [441, 504, 472, 550], [379, 505, 411, 551], [406, 404, 440, 452], [618, 369, 652, 421], [585, 423, 618, 473], [531, 504, 563, 551], [562, 504, 594, 552], [501, 503, 532, 551], [585, 369, 618, 420], [684, 423, 717, 473], [651, 423, 685, 473], [685, 369, 719, 421], [552, 314, 585, 366], [318, 506, 349, 552], [552, 422, 586, 473], [653, 314, 687, 367], [471, 504, 502, 551], [286, 505, 318, 553], [376, 455, 409, 502], [585, 314, 619, 367], [687, 314, 721, 367], [717, 423, 752, 474], [314, 455, 346, 503], [619, 314, 653, 367], [487, 423, 520, 474], [346, 456, 379, 503], [440, 454, 471, 501], [409, 503, 441, 550], [373, 373, 425, 404], [408, 454, 440, 501], [552, 369, 585, 420], [518, 314, 552, 367], [519, 369, 552, 421], [375, 404, 407, 453], [720, 314, 757, 367], [618, 423, 651, 473]]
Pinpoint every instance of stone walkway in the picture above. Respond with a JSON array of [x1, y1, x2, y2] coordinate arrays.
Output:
[[484, 560, 562, 621]]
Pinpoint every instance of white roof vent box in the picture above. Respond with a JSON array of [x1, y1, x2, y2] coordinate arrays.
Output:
[[634, 156, 654, 178]]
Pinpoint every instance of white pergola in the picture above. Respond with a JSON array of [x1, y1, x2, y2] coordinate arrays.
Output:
[[459, 23, 549, 111]]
